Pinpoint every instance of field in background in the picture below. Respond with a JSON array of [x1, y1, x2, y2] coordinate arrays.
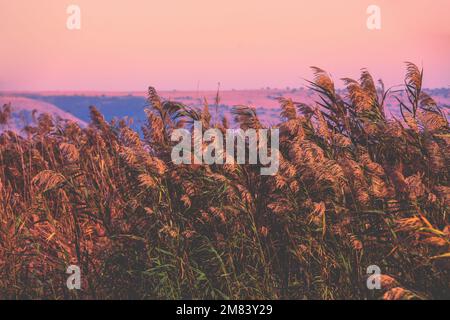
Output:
[[2, 87, 449, 132]]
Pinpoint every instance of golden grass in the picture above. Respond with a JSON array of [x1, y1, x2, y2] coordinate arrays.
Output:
[[0, 63, 448, 299]]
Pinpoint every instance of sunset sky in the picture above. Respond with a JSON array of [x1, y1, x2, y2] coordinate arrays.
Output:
[[1, 0, 449, 91]]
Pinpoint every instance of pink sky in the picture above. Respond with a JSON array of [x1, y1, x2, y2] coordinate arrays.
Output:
[[1, 0, 449, 91]]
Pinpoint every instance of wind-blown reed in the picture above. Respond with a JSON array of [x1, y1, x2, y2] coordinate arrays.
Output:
[[0, 63, 448, 299]]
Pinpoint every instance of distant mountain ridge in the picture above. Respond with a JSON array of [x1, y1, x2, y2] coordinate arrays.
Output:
[[0, 96, 86, 132], [2, 88, 449, 131]]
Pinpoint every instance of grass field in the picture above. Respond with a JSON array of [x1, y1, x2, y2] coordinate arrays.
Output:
[[0, 63, 448, 299]]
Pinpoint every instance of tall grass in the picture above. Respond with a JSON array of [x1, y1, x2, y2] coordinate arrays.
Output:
[[0, 63, 448, 299]]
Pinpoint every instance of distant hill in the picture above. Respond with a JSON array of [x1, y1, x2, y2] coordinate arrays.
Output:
[[0, 96, 86, 132], [2, 88, 449, 131]]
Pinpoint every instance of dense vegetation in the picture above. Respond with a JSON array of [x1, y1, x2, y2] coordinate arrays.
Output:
[[0, 63, 448, 299]]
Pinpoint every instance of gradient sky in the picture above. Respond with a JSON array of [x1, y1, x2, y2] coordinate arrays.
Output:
[[1, 0, 449, 91]]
